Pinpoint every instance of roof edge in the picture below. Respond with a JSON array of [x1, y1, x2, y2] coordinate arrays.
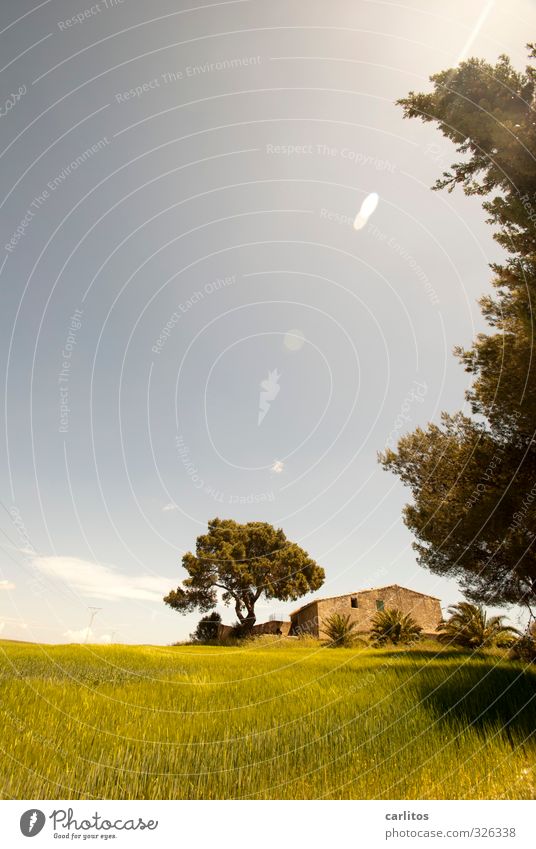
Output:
[[290, 584, 441, 617]]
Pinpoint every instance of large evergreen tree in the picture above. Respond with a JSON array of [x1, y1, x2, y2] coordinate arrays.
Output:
[[380, 47, 536, 616], [164, 518, 324, 632]]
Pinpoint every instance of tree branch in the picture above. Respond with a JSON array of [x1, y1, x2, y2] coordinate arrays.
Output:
[[213, 583, 238, 599]]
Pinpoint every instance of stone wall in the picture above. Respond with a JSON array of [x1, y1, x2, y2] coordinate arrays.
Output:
[[251, 620, 291, 636], [217, 620, 292, 639], [291, 585, 442, 638], [217, 624, 235, 640], [289, 601, 320, 637]]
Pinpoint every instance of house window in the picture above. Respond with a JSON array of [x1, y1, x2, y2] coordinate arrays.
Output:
[[351, 597, 358, 608], [376, 599, 384, 611]]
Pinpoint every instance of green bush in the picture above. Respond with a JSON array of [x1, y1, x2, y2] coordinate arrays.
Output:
[[190, 611, 222, 644], [509, 634, 536, 662], [509, 621, 536, 662], [370, 608, 422, 646], [230, 620, 255, 640], [437, 602, 519, 649], [322, 613, 359, 647]]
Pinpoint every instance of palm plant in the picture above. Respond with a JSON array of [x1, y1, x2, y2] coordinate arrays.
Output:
[[437, 602, 519, 649], [370, 608, 422, 646], [323, 613, 359, 647]]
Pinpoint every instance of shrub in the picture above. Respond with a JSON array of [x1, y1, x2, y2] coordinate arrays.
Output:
[[322, 613, 359, 647], [509, 621, 536, 663], [190, 611, 222, 644], [370, 608, 422, 646], [230, 620, 254, 640], [437, 602, 519, 649], [509, 634, 536, 662]]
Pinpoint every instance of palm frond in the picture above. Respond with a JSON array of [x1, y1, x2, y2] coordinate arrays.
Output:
[[438, 602, 520, 648], [370, 608, 422, 646], [323, 613, 359, 648]]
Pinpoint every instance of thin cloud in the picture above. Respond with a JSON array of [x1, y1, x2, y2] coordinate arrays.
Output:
[[63, 629, 113, 644], [0, 580, 15, 590], [63, 627, 92, 643], [32, 556, 170, 602], [0, 620, 24, 636]]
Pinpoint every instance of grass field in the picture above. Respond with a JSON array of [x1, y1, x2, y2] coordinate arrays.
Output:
[[0, 638, 534, 800]]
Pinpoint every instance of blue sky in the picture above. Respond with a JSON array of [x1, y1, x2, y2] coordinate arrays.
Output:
[[0, 0, 533, 644]]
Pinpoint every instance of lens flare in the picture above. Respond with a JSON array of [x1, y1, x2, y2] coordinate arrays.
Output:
[[353, 192, 379, 230]]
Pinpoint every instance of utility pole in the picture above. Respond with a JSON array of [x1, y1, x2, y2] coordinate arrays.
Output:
[[85, 607, 102, 643]]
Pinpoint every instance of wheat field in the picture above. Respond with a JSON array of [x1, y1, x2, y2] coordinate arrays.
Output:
[[0, 639, 534, 799]]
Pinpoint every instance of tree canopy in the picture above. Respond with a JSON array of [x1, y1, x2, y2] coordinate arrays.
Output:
[[164, 517, 325, 632], [380, 47, 536, 614]]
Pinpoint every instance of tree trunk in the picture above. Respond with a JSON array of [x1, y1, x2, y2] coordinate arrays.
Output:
[[234, 598, 256, 636], [242, 609, 256, 633], [234, 599, 245, 623]]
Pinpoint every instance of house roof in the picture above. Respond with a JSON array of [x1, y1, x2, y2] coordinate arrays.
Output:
[[290, 584, 441, 617]]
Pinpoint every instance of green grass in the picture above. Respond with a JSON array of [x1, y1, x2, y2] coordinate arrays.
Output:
[[0, 638, 534, 799]]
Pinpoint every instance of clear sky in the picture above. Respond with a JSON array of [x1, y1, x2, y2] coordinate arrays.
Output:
[[0, 0, 534, 644]]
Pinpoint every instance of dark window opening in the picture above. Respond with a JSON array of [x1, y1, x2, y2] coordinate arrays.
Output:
[[376, 599, 384, 611], [351, 597, 358, 608]]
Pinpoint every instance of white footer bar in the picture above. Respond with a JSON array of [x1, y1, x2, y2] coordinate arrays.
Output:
[[1, 800, 533, 848]]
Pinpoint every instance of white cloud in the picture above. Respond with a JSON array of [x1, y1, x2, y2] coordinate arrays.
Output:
[[63, 627, 92, 643], [271, 460, 285, 474], [63, 629, 114, 644], [162, 503, 179, 512], [0, 580, 15, 591], [32, 556, 171, 602]]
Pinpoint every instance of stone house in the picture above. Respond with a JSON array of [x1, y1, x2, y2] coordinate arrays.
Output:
[[289, 584, 442, 638]]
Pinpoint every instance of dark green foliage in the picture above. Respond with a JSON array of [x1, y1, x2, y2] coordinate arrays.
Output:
[[190, 611, 222, 644], [322, 613, 359, 647], [438, 602, 519, 649], [165, 518, 325, 633], [508, 634, 536, 662], [381, 47, 536, 610], [509, 621, 536, 662], [370, 608, 422, 646]]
